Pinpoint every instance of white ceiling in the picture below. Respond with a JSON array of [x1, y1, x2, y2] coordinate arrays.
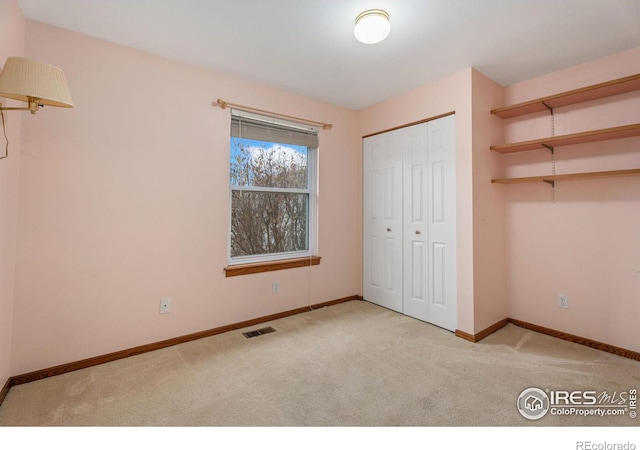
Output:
[[17, 0, 640, 110]]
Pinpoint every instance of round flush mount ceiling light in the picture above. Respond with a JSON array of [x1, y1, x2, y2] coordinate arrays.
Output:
[[354, 9, 390, 44]]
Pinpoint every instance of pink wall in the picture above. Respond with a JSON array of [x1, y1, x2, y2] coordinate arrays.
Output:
[[502, 48, 640, 352], [0, 0, 25, 386], [471, 70, 507, 332], [11, 21, 361, 374]]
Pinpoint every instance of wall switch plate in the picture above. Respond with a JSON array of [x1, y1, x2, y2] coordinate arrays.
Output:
[[272, 281, 279, 294], [558, 294, 568, 309], [160, 298, 171, 314]]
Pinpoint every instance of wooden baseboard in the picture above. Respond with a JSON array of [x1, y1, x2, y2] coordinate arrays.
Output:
[[7, 295, 362, 389], [508, 318, 640, 362], [455, 318, 508, 343], [456, 318, 640, 362], [0, 378, 11, 405]]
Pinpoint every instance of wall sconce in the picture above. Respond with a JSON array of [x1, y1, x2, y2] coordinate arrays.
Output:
[[0, 56, 73, 160]]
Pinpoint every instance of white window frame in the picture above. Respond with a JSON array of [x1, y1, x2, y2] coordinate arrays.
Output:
[[227, 111, 318, 265]]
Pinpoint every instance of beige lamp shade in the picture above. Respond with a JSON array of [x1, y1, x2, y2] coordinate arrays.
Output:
[[0, 57, 73, 108]]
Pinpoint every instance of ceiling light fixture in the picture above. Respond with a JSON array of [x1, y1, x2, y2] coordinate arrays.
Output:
[[354, 9, 390, 44]]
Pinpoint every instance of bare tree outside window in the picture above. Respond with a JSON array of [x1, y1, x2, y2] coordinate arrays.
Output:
[[229, 137, 313, 259]]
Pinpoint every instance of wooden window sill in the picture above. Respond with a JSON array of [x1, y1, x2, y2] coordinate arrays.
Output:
[[224, 256, 321, 277]]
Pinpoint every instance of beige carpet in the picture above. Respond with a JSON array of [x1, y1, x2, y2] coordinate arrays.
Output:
[[0, 300, 638, 426]]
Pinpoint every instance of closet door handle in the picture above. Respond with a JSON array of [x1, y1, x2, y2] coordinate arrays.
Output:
[[415, 230, 421, 235], [386, 228, 391, 232]]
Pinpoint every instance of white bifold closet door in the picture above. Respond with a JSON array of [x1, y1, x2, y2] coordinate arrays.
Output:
[[363, 115, 457, 331]]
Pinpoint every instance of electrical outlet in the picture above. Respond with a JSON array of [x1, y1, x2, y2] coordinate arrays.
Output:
[[558, 294, 568, 309], [272, 281, 279, 294], [160, 298, 171, 314]]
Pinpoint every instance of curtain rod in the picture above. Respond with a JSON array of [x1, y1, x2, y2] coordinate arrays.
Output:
[[216, 99, 333, 130]]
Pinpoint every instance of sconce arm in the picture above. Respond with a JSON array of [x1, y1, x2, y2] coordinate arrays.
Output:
[[0, 97, 43, 114]]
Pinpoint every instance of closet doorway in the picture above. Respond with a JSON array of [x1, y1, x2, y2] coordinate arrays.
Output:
[[362, 114, 457, 331]]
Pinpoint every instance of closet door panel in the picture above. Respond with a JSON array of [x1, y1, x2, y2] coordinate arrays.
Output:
[[363, 135, 403, 312], [427, 115, 457, 331], [403, 125, 429, 321]]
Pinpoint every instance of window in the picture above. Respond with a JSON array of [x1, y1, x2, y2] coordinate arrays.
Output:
[[228, 111, 318, 265]]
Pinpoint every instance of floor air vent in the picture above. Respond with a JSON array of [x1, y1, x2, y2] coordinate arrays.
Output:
[[243, 326, 276, 338]]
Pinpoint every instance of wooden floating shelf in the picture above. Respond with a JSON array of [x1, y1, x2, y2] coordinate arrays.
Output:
[[491, 74, 640, 119], [490, 123, 640, 154], [492, 168, 640, 185]]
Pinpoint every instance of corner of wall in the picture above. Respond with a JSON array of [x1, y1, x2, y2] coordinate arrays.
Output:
[[0, 0, 26, 390], [470, 69, 508, 333]]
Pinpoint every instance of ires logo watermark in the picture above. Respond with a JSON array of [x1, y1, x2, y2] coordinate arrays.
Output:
[[517, 387, 637, 420]]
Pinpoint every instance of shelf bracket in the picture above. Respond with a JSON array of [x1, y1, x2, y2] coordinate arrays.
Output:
[[542, 101, 554, 115], [541, 143, 554, 155], [542, 179, 555, 188]]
